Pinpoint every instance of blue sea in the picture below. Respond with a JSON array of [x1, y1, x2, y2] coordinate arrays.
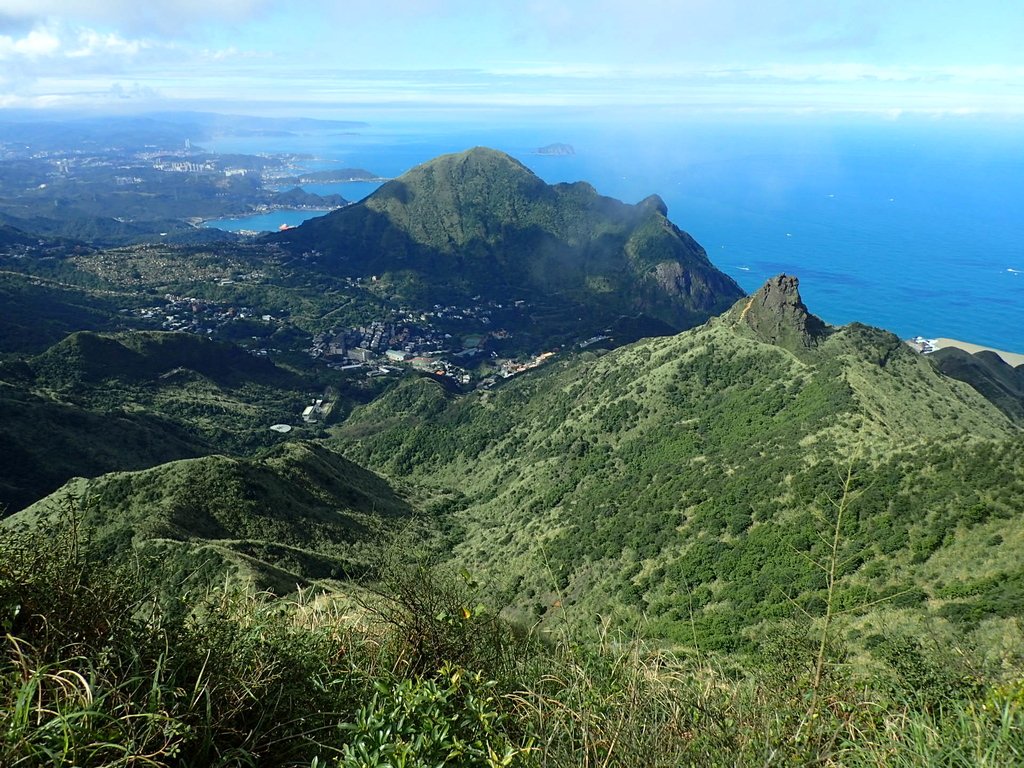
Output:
[[205, 115, 1024, 353]]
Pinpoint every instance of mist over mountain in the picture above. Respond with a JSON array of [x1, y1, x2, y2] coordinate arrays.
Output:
[[268, 147, 744, 334]]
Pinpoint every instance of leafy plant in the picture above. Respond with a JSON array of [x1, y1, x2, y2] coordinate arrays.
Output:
[[337, 663, 529, 768]]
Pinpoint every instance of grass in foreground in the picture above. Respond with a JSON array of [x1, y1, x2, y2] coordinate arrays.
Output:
[[2, 510, 1022, 767]]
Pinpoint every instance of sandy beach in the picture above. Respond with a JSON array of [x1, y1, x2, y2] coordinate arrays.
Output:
[[931, 338, 1024, 367]]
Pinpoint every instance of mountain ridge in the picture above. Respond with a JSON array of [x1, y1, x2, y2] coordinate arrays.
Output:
[[931, 346, 1024, 424], [0, 330, 327, 513], [332, 274, 1020, 649], [5, 273, 1023, 655], [6, 441, 415, 593], [726, 273, 829, 354]]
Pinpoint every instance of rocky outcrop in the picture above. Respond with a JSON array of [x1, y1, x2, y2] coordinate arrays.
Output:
[[638, 194, 668, 217], [731, 274, 828, 353]]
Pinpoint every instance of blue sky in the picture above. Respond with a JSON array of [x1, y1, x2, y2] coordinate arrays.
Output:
[[1, 0, 1023, 118]]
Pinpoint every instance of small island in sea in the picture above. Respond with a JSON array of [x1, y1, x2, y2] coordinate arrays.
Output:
[[535, 142, 575, 156]]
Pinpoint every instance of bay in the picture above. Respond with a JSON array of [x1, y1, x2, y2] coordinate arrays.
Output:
[[205, 209, 333, 233]]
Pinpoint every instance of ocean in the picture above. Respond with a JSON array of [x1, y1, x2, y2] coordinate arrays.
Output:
[[204, 115, 1024, 353]]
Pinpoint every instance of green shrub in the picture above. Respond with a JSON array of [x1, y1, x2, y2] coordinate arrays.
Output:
[[336, 663, 529, 768]]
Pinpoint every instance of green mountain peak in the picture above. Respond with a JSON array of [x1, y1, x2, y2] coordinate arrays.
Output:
[[267, 147, 744, 333]]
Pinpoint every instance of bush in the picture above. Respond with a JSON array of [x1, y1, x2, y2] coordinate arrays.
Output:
[[336, 663, 529, 768], [3, 502, 1022, 767], [0, 501, 364, 766], [358, 553, 528, 685]]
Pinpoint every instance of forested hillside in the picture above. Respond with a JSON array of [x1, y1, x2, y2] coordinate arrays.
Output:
[[335, 276, 1024, 652]]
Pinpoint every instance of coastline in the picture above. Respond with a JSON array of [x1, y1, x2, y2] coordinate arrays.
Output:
[[931, 337, 1024, 367]]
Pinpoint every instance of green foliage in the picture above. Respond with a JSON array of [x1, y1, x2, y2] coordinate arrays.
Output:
[[873, 633, 981, 711], [2, 512, 1023, 767], [0, 271, 129, 356], [0, 501, 362, 766], [337, 664, 528, 768], [335, 309, 1023, 654], [28, 330, 315, 455], [4, 161, 1024, 764], [0, 326, 370, 512], [7, 440, 415, 592], [357, 545, 530, 684]]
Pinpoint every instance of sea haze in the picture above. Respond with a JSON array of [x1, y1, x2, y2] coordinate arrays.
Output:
[[205, 116, 1024, 352]]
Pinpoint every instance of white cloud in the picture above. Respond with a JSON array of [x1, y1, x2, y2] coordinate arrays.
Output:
[[487, 60, 1024, 91], [0, 27, 59, 57], [0, 0, 273, 35], [486, 63, 619, 78], [731, 62, 1024, 87], [68, 29, 144, 57], [108, 81, 162, 99], [0, 23, 156, 61]]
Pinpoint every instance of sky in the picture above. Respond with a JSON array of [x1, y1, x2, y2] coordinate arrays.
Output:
[[1, 0, 1023, 119]]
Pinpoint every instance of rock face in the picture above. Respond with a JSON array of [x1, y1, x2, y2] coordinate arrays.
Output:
[[730, 274, 828, 353]]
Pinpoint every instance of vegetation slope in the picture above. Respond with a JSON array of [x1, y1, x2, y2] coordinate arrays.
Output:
[[335, 275, 1024, 655], [4, 274, 1024, 766], [0, 330, 331, 513], [931, 345, 1024, 424], [7, 440, 414, 594]]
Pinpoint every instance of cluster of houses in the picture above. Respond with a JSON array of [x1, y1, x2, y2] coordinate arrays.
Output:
[[153, 160, 215, 174], [301, 290, 581, 390], [308, 319, 476, 385], [131, 294, 277, 345], [309, 319, 451, 363]]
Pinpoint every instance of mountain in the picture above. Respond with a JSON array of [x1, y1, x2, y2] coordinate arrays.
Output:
[[4, 271, 1023, 664], [728, 273, 828, 354], [0, 223, 49, 249], [334, 275, 1023, 651], [930, 346, 1024, 424], [0, 330, 327, 512], [535, 143, 575, 156], [271, 187, 347, 208], [267, 147, 744, 336], [0, 272, 122, 355], [0, 381, 206, 514], [0, 209, 187, 247], [29, 329, 294, 389], [5, 441, 415, 594]]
